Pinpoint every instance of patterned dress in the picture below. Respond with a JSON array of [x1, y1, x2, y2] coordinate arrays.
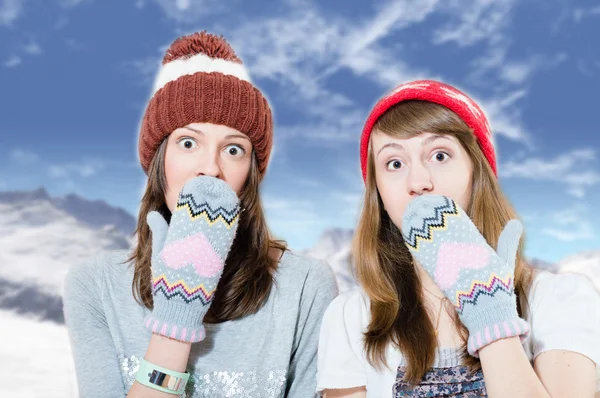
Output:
[[393, 365, 487, 397]]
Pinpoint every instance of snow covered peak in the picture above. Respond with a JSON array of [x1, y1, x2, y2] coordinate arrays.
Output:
[[52, 192, 136, 237], [557, 250, 600, 292], [0, 187, 135, 296], [304, 228, 356, 293], [310, 228, 354, 257], [0, 186, 51, 204]]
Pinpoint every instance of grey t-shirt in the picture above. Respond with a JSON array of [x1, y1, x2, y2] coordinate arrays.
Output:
[[63, 249, 338, 397]]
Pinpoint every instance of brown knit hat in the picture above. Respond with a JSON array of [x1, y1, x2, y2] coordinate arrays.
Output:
[[138, 31, 273, 178]]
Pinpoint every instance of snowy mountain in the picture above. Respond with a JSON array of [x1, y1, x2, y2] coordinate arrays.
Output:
[[0, 188, 135, 315], [302, 228, 357, 293], [52, 193, 136, 237], [557, 250, 600, 293], [0, 187, 137, 397], [0, 187, 135, 236], [0, 309, 78, 396], [0, 277, 65, 323]]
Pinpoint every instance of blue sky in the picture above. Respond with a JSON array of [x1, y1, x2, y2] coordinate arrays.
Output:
[[1, 0, 599, 263]]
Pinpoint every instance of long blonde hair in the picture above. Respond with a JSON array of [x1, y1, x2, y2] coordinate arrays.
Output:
[[128, 138, 287, 321], [353, 100, 533, 383]]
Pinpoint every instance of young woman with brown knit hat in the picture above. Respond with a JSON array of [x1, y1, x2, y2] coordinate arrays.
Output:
[[316, 80, 600, 397], [63, 31, 338, 398]]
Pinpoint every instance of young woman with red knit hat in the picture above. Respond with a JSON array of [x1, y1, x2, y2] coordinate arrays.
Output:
[[63, 31, 338, 397], [316, 80, 600, 397]]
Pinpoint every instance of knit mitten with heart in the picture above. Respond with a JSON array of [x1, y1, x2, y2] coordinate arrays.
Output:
[[144, 176, 240, 343], [401, 195, 529, 357]]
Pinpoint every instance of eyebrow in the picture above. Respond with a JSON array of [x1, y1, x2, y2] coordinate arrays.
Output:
[[376, 134, 453, 157], [183, 126, 251, 142]]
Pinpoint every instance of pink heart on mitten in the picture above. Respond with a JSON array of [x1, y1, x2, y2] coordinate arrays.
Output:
[[434, 243, 490, 289], [160, 233, 223, 277]]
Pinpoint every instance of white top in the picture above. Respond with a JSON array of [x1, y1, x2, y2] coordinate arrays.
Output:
[[317, 270, 600, 396]]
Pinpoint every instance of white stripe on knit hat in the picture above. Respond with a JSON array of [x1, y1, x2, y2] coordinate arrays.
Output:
[[152, 52, 251, 94]]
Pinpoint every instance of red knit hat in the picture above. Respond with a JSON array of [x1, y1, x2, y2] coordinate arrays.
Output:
[[138, 31, 273, 179], [359, 80, 496, 182]]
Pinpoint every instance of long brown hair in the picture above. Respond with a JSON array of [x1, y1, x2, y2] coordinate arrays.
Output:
[[354, 100, 533, 383], [128, 138, 287, 321]]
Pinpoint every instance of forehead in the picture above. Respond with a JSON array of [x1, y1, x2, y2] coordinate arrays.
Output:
[[371, 130, 457, 148], [178, 123, 248, 136], [170, 123, 251, 142]]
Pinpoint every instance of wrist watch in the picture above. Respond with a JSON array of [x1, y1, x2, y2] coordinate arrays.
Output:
[[135, 358, 190, 395]]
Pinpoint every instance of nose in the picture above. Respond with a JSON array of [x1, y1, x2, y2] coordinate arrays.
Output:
[[195, 148, 221, 179], [406, 162, 433, 196]]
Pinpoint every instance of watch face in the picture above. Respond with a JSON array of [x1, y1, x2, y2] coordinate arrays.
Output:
[[137, 359, 188, 393], [148, 368, 186, 392], [149, 369, 167, 385]]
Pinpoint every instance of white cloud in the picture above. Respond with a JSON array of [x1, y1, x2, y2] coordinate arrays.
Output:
[[49, 163, 98, 178], [226, 0, 541, 152], [122, 56, 162, 86], [7, 148, 135, 180], [175, 0, 190, 10], [0, 0, 25, 26], [500, 149, 600, 197], [573, 6, 600, 23], [464, 49, 568, 155], [4, 55, 21, 67], [65, 38, 84, 51], [263, 195, 323, 237], [226, 0, 442, 140], [0, 0, 91, 26], [146, 0, 228, 23], [469, 89, 534, 146], [9, 149, 39, 165], [327, 0, 439, 86], [294, 177, 322, 188], [229, 7, 350, 119], [233, 0, 439, 93], [329, 190, 363, 220], [468, 30, 567, 88], [48, 158, 136, 179], [54, 16, 69, 29], [542, 205, 596, 242], [454, 1, 566, 105], [470, 37, 507, 73], [58, 0, 92, 7], [543, 227, 595, 242], [432, 0, 516, 47], [264, 187, 363, 249], [576, 59, 595, 77], [23, 38, 42, 55], [500, 63, 535, 85], [499, 53, 567, 85], [277, 110, 365, 144]]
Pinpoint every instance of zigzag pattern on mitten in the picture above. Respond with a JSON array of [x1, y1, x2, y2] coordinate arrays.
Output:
[[152, 274, 215, 305], [455, 274, 513, 314], [176, 193, 240, 228], [403, 196, 459, 251]]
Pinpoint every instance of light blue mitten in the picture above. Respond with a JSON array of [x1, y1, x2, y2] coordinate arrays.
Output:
[[401, 195, 529, 356]]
